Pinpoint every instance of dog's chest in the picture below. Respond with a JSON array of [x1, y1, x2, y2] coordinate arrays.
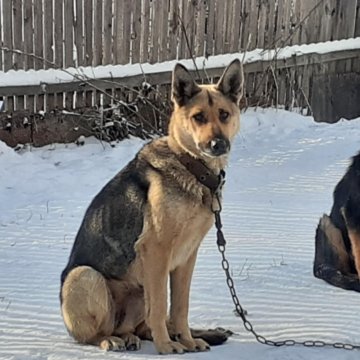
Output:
[[169, 203, 214, 270]]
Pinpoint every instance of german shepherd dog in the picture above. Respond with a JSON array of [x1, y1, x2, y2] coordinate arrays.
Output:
[[314, 151, 360, 292], [60, 59, 243, 354]]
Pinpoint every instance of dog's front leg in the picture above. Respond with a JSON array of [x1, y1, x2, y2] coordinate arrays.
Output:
[[141, 243, 187, 355], [169, 249, 210, 352]]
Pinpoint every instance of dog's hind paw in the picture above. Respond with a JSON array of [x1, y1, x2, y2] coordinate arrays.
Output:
[[122, 333, 141, 351], [99, 336, 126, 351], [190, 327, 233, 346]]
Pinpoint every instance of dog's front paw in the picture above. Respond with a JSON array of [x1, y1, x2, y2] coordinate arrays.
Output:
[[177, 337, 210, 352], [155, 340, 187, 355], [193, 338, 210, 351]]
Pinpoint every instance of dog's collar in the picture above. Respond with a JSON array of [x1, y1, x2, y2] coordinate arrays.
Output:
[[177, 153, 226, 194]]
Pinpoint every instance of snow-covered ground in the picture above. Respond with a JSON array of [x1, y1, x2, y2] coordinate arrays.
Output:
[[0, 108, 360, 360]]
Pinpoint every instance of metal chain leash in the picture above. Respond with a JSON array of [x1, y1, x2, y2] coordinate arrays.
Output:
[[211, 192, 360, 352]]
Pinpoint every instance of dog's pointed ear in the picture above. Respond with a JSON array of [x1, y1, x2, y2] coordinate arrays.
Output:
[[216, 59, 244, 104], [172, 63, 201, 107]]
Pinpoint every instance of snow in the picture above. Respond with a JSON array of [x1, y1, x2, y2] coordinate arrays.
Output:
[[0, 37, 359, 87], [1, 108, 360, 360]]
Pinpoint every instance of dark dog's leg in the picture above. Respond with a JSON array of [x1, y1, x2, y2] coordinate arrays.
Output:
[[342, 197, 360, 279], [314, 214, 360, 291]]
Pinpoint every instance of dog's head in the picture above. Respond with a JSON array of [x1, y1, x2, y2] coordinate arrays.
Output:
[[169, 59, 243, 160]]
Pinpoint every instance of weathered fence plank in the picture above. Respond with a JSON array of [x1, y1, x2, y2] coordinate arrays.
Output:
[[195, 0, 206, 57], [64, 0, 74, 68], [319, 0, 331, 43], [94, 0, 103, 66], [241, 0, 251, 50], [34, 0, 43, 70], [54, 0, 64, 68], [214, 0, 225, 55], [12, 0, 23, 70], [149, 0, 161, 63], [257, 0, 267, 49], [3, 0, 13, 71], [84, 1, 93, 66], [290, 0, 301, 45], [168, 0, 178, 60], [185, 0, 196, 58], [223, 0, 232, 54], [338, 0, 357, 39], [44, 0, 54, 69], [205, 0, 215, 57], [131, 0, 141, 63], [159, 0, 169, 62], [103, 0, 113, 64], [229, 0, 242, 52], [178, 0, 186, 59], [282, 0, 292, 43], [114, 0, 131, 64], [247, 0, 258, 50], [75, 0, 84, 66], [140, 0, 150, 63]]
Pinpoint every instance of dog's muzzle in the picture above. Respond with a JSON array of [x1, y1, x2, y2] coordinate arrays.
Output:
[[209, 138, 230, 156]]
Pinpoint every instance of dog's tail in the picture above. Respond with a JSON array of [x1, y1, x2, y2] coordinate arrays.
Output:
[[313, 214, 360, 292]]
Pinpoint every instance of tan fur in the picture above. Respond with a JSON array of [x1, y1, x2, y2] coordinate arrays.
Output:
[[61, 266, 115, 344], [340, 208, 360, 278], [347, 230, 360, 278], [61, 61, 242, 354]]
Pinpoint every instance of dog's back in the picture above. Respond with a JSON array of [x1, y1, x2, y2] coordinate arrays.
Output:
[[61, 155, 149, 286]]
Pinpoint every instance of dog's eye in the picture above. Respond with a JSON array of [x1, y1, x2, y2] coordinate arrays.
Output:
[[193, 112, 207, 124], [219, 109, 230, 123]]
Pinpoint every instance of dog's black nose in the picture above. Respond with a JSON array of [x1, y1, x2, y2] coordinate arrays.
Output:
[[209, 138, 230, 156]]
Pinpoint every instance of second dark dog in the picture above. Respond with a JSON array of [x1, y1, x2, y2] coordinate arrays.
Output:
[[314, 151, 360, 292]]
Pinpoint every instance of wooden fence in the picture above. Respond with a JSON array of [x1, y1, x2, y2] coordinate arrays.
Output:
[[0, 0, 359, 117], [1, 0, 359, 71]]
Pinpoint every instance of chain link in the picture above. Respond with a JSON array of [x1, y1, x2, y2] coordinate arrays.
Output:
[[212, 193, 360, 352]]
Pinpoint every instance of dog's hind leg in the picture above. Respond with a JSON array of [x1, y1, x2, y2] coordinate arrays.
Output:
[[314, 214, 360, 291], [348, 231, 360, 279], [112, 293, 145, 351], [61, 266, 125, 351], [342, 198, 360, 279], [314, 214, 350, 274]]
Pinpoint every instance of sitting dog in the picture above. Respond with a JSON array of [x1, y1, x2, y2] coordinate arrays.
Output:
[[314, 151, 360, 292], [60, 59, 243, 354]]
